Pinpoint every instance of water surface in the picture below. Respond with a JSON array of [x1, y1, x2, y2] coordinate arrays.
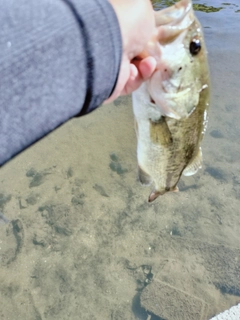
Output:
[[0, 1, 240, 319]]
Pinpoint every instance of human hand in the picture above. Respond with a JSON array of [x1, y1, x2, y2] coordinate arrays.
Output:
[[105, 0, 157, 103]]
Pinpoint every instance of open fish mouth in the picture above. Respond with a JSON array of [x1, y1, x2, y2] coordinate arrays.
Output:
[[155, 0, 194, 29]]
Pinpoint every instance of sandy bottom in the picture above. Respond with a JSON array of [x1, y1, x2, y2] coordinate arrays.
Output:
[[0, 2, 240, 320]]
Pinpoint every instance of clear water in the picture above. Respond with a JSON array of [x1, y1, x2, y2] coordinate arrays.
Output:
[[0, 1, 240, 319]]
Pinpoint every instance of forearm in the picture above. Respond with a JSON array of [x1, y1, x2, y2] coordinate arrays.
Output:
[[0, 0, 122, 165]]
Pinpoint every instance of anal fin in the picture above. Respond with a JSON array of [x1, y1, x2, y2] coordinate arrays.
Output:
[[138, 166, 152, 186], [183, 147, 202, 177]]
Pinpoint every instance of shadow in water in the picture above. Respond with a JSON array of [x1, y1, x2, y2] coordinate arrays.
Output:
[[132, 292, 165, 320]]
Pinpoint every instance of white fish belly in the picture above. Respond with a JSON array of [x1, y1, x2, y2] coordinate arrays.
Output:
[[132, 85, 168, 189]]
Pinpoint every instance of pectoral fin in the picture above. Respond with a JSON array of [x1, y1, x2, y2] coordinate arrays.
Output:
[[138, 166, 152, 186], [183, 147, 202, 176], [150, 117, 173, 146]]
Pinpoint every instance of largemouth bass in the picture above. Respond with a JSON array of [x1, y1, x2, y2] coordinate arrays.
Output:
[[132, 0, 210, 202]]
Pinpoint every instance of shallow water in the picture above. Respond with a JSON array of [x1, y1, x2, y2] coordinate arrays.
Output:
[[0, 1, 240, 319]]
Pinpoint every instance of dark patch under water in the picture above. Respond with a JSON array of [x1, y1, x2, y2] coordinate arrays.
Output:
[[109, 153, 128, 175], [132, 293, 165, 320], [0, 193, 11, 209], [0, 212, 9, 224], [210, 129, 224, 138], [93, 184, 109, 197], [205, 166, 227, 181], [215, 283, 240, 297], [26, 168, 51, 188]]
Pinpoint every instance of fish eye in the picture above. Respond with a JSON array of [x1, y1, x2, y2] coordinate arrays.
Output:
[[189, 39, 201, 55]]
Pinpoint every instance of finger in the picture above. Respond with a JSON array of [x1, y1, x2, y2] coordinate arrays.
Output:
[[104, 56, 157, 104], [120, 64, 142, 95], [121, 56, 157, 95], [133, 56, 157, 81]]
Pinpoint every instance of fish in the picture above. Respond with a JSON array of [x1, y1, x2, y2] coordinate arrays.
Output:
[[132, 0, 210, 202]]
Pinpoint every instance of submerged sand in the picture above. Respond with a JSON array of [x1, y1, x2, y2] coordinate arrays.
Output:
[[0, 2, 240, 320]]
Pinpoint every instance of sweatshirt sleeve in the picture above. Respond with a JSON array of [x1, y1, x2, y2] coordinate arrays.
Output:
[[0, 0, 122, 165]]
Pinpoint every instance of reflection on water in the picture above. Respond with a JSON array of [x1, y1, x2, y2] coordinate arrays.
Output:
[[152, 0, 224, 12], [0, 0, 240, 319]]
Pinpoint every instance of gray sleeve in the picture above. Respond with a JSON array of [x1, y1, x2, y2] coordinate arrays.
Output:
[[0, 0, 122, 165]]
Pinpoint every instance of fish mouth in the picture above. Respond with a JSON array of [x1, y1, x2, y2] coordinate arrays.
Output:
[[155, 0, 194, 29]]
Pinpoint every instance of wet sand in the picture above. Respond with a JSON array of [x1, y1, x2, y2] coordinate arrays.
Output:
[[0, 1, 240, 319]]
